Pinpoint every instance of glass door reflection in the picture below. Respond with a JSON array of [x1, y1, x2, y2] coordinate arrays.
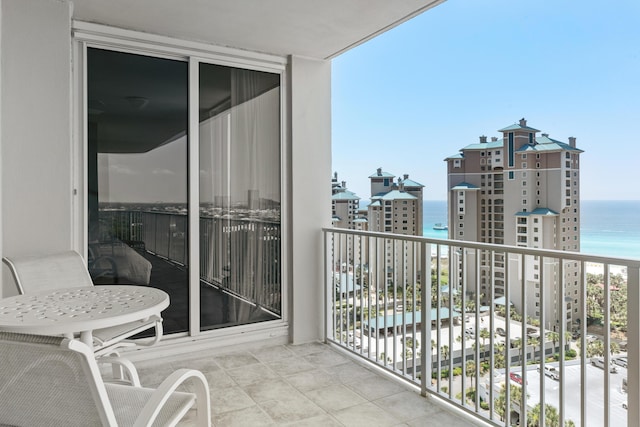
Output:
[[198, 63, 282, 330], [87, 48, 189, 335]]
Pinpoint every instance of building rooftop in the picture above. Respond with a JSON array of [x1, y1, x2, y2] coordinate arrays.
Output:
[[400, 178, 424, 188], [332, 190, 360, 201], [457, 140, 504, 151], [368, 168, 395, 178], [515, 208, 560, 216], [451, 182, 479, 190], [374, 190, 417, 200], [497, 123, 541, 132]]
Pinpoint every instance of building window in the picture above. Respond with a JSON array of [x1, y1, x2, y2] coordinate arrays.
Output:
[[508, 133, 514, 167]]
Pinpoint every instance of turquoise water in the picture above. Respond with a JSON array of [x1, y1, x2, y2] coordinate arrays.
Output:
[[421, 200, 640, 259]]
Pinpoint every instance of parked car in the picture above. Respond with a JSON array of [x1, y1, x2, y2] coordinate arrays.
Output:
[[509, 372, 523, 385], [623, 401, 628, 410], [537, 365, 560, 381], [613, 356, 627, 368], [619, 340, 627, 351], [496, 327, 506, 337], [586, 334, 598, 343], [591, 357, 618, 373]]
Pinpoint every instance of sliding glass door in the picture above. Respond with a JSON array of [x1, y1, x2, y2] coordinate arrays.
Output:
[[86, 47, 282, 336], [198, 63, 281, 330]]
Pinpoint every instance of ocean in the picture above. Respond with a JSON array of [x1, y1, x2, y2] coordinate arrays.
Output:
[[421, 200, 640, 260]]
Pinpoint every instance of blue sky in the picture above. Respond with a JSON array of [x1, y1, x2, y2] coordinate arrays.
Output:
[[332, 0, 640, 201]]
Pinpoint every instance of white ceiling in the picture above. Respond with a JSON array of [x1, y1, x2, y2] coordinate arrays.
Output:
[[71, 0, 445, 60]]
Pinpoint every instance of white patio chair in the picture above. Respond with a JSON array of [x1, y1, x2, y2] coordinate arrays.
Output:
[[2, 250, 163, 356], [0, 332, 210, 427]]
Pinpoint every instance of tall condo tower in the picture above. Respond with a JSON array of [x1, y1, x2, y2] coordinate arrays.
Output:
[[444, 118, 583, 331]]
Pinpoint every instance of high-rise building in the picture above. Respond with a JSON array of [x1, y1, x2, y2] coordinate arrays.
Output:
[[331, 172, 361, 230], [331, 169, 424, 292], [367, 168, 424, 236], [365, 168, 425, 293], [445, 118, 583, 331]]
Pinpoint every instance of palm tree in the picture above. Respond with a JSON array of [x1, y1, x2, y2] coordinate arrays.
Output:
[[548, 331, 560, 356], [466, 360, 477, 389], [495, 383, 523, 422], [441, 345, 450, 362], [528, 336, 540, 362], [512, 337, 524, 365], [479, 328, 491, 361], [527, 403, 563, 427]]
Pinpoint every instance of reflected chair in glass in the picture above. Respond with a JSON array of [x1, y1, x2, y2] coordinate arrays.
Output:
[[0, 332, 210, 427], [2, 250, 163, 356]]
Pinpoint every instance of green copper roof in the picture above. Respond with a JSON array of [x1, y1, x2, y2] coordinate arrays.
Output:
[[368, 170, 395, 178], [451, 182, 479, 190], [459, 140, 504, 151], [498, 123, 541, 132], [535, 135, 583, 152], [515, 208, 559, 216], [444, 153, 465, 160], [401, 178, 424, 187], [332, 190, 360, 200], [377, 190, 417, 200]]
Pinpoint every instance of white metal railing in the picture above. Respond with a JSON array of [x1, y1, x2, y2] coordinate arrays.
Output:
[[323, 228, 640, 427]]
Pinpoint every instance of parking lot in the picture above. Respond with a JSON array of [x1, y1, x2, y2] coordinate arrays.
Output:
[[512, 360, 628, 426]]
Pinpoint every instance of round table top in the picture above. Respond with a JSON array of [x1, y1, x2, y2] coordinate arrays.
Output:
[[0, 285, 169, 335]]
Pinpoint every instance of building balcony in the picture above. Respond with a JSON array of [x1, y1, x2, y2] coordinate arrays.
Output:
[[133, 340, 473, 426], [325, 228, 640, 427]]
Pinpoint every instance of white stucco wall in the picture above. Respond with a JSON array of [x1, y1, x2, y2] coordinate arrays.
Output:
[[0, 0, 73, 296], [289, 56, 332, 343], [0, 0, 333, 345]]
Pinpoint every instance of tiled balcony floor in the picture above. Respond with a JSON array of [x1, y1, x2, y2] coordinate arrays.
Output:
[[133, 341, 480, 426]]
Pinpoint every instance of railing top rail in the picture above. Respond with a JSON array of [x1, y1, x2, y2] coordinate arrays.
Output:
[[323, 227, 640, 268]]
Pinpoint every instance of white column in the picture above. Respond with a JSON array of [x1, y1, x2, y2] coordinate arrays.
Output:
[[1, 0, 73, 297], [289, 55, 331, 343]]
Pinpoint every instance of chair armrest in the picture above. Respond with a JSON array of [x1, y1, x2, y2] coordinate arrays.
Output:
[[97, 356, 141, 386], [131, 317, 164, 347], [133, 369, 210, 427]]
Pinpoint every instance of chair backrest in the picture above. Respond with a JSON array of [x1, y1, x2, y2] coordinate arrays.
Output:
[[0, 332, 116, 426], [2, 250, 94, 294]]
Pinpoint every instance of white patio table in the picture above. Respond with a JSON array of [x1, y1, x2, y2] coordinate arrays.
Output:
[[0, 285, 169, 347]]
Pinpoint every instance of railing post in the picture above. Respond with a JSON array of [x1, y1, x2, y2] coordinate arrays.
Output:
[[323, 229, 330, 343], [421, 241, 430, 397], [627, 266, 640, 427]]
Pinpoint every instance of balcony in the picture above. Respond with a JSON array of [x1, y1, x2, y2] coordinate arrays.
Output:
[[324, 228, 640, 427], [133, 341, 473, 426]]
